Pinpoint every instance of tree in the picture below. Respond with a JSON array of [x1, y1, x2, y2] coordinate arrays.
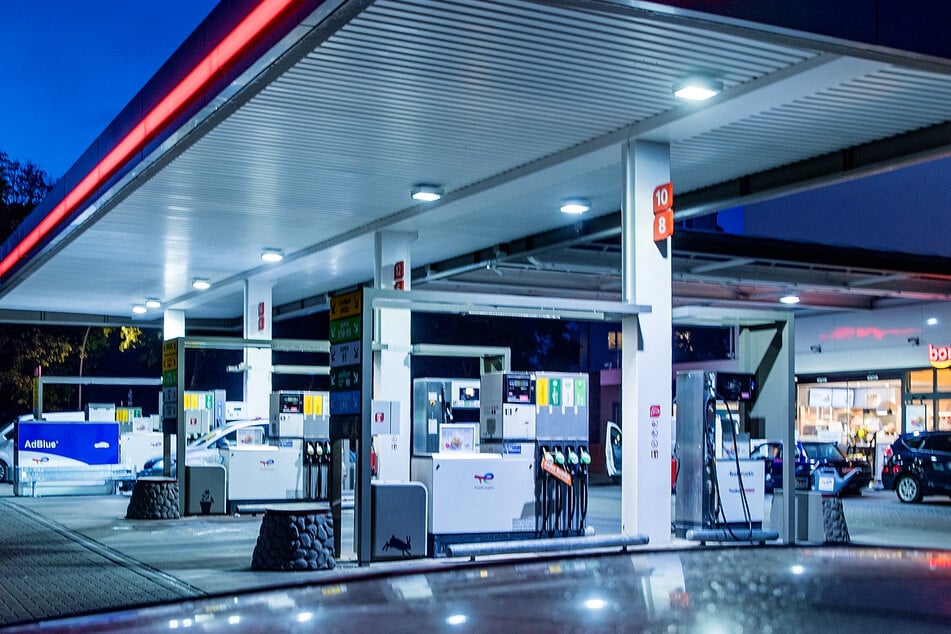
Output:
[[1, 150, 54, 241]]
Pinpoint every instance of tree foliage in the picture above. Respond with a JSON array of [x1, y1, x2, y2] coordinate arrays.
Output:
[[1, 150, 54, 240]]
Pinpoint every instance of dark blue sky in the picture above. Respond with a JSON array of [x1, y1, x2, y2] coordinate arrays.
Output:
[[0, 1, 218, 178]]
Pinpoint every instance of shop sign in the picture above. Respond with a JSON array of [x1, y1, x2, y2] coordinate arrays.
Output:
[[929, 344, 951, 369]]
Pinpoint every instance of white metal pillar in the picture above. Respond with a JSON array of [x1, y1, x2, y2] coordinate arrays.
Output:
[[163, 309, 185, 339], [621, 140, 673, 545], [243, 278, 273, 420], [372, 231, 415, 480]]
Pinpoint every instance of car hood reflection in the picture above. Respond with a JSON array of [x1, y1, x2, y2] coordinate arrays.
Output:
[[10, 546, 951, 632]]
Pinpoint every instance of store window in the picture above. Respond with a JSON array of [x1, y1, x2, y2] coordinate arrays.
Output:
[[903, 368, 951, 433], [906, 369, 934, 394], [938, 369, 951, 392], [796, 378, 900, 450], [939, 398, 951, 432]]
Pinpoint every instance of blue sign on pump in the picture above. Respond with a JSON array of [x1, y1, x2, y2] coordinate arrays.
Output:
[[18, 422, 120, 465]]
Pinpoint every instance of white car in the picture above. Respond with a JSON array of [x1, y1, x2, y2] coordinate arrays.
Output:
[[0, 422, 14, 482], [137, 419, 269, 477]]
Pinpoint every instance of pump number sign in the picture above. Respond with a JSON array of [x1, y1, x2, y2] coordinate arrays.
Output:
[[652, 182, 674, 242]]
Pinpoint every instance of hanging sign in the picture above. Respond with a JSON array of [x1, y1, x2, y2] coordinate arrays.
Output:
[[652, 182, 674, 242]]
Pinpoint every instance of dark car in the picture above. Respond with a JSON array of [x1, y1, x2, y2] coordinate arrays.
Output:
[[751, 440, 869, 495], [751, 440, 809, 492], [881, 431, 951, 503]]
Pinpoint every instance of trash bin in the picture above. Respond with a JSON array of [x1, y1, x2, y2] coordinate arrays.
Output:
[[771, 488, 824, 542], [371, 481, 427, 560], [186, 465, 227, 515]]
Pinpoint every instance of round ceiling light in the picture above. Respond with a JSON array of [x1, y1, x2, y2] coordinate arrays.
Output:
[[560, 198, 590, 215], [261, 248, 284, 263], [192, 278, 212, 291], [779, 294, 801, 305], [673, 76, 723, 101], [411, 184, 444, 202]]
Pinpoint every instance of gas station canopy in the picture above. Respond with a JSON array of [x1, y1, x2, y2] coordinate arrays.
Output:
[[1, 0, 949, 326]]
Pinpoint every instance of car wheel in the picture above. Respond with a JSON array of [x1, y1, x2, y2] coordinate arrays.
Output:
[[895, 474, 923, 504], [0, 460, 7, 483]]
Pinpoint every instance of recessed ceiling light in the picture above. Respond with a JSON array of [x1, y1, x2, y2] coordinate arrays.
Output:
[[131, 305, 147, 314], [261, 248, 284, 263], [673, 76, 723, 101], [560, 198, 590, 214], [145, 298, 162, 309], [192, 278, 211, 291], [779, 294, 801, 305], [926, 317, 938, 326], [411, 184, 444, 202]]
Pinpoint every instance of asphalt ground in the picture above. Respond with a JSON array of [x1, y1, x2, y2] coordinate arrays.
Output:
[[0, 482, 948, 627]]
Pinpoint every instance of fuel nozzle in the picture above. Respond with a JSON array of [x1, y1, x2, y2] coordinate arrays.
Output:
[[553, 447, 566, 466], [579, 446, 591, 466], [567, 447, 579, 467]]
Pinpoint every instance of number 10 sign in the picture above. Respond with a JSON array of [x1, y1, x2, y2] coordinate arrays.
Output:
[[652, 182, 674, 242]]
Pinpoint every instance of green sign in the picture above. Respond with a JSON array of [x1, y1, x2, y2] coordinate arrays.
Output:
[[329, 315, 362, 344]]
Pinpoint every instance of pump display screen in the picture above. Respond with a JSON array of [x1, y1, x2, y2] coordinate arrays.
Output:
[[505, 377, 534, 403], [458, 386, 479, 404], [715, 373, 756, 402], [279, 394, 303, 413]]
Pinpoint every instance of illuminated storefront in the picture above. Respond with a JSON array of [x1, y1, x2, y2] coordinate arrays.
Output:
[[796, 373, 901, 462], [794, 305, 951, 482]]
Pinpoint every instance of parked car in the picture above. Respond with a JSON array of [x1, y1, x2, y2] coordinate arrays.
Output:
[[0, 422, 14, 482], [881, 431, 951, 503], [751, 440, 810, 492], [604, 421, 679, 491], [137, 419, 269, 478], [751, 440, 869, 495]]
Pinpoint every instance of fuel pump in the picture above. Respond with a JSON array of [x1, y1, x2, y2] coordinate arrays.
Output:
[[533, 372, 590, 538], [270, 391, 330, 501], [673, 371, 767, 541]]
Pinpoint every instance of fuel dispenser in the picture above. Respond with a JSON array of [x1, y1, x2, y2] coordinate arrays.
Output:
[[673, 371, 769, 541], [270, 391, 331, 501], [412, 374, 535, 555], [412, 378, 480, 454], [534, 372, 590, 538]]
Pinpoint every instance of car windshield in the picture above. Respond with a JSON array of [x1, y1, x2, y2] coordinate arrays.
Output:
[[190, 428, 225, 447], [803, 443, 847, 461]]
